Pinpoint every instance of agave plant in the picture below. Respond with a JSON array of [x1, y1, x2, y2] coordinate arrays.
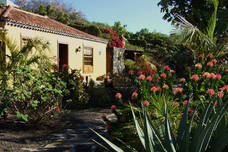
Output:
[[91, 95, 228, 152]]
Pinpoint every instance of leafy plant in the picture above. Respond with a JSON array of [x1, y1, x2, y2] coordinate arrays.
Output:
[[91, 96, 228, 151]]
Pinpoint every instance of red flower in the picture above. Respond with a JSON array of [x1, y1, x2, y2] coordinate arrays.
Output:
[[138, 74, 145, 80], [207, 53, 213, 58], [214, 101, 218, 107], [55, 106, 61, 112], [212, 59, 217, 63], [195, 63, 202, 69], [146, 75, 152, 81], [220, 85, 228, 92], [144, 100, 149, 107], [17, 93, 21, 97], [150, 87, 158, 92], [225, 69, 228, 72], [203, 72, 210, 78], [182, 100, 188, 106], [173, 88, 183, 95], [111, 105, 117, 110], [137, 70, 143, 75], [115, 93, 122, 99], [207, 89, 215, 96], [163, 84, 169, 90], [199, 54, 205, 59], [163, 65, 170, 70], [173, 102, 180, 107], [185, 66, 191, 71], [160, 73, 167, 79], [209, 73, 216, 79], [191, 74, 199, 81], [216, 74, 221, 80], [131, 91, 138, 99], [207, 61, 213, 67], [128, 69, 134, 75], [170, 70, 175, 74], [218, 91, 224, 98], [179, 78, 186, 82]]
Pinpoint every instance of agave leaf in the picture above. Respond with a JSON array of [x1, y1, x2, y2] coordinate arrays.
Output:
[[143, 107, 154, 152], [130, 102, 146, 148], [145, 110, 167, 152], [177, 98, 190, 151], [164, 104, 176, 152], [199, 102, 228, 151], [91, 139, 112, 152], [114, 137, 138, 152], [90, 128, 124, 152]]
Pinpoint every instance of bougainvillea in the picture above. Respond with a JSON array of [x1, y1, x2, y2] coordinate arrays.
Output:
[[101, 28, 124, 48]]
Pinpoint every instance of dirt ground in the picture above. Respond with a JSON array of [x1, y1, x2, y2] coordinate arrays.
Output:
[[0, 108, 111, 152]]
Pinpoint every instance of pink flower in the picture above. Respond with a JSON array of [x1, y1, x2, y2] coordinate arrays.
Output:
[[138, 74, 145, 80], [173, 88, 183, 95], [173, 102, 180, 107], [225, 69, 228, 72], [212, 59, 217, 63], [216, 74, 221, 80], [185, 66, 191, 71], [199, 54, 205, 59], [209, 73, 216, 79], [146, 75, 152, 81], [144, 100, 149, 107], [195, 63, 202, 69], [160, 73, 167, 79], [203, 72, 210, 78], [220, 85, 228, 92], [214, 101, 218, 107], [218, 91, 224, 98], [131, 91, 138, 99], [207, 61, 213, 67], [55, 106, 61, 112], [207, 89, 215, 96], [191, 74, 199, 81], [111, 105, 117, 110], [128, 69, 134, 75], [163, 84, 169, 90], [207, 53, 213, 58], [137, 70, 143, 75], [170, 70, 175, 74], [150, 87, 158, 92], [163, 65, 170, 70], [182, 100, 188, 106], [115, 93, 122, 99], [179, 78, 186, 82]]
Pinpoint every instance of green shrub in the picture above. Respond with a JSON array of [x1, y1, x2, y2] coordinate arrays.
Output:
[[54, 69, 89, 109], [0, 65, 66, 122]]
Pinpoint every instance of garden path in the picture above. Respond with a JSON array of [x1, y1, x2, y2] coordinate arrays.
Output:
[[0, 108, 115, 152]]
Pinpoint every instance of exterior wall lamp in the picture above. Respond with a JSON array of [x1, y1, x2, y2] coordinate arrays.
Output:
[[75, 46, 81, 53]]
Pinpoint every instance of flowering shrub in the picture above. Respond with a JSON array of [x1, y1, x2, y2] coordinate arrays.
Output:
[[0, 65, 66, 122], [101, 28, 124, 48]]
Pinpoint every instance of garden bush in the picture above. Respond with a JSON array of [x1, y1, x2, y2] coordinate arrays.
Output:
[[0, 65, 66, 122], [53, 68, 89, 109]]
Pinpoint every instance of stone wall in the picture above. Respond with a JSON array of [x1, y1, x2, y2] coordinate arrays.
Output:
[[112, 47, 125, 74]]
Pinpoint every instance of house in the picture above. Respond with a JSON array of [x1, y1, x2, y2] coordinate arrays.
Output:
[[0, 6, 108, 81]]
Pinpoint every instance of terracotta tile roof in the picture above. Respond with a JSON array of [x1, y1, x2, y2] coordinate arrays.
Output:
[[0, 6, 107, 43]]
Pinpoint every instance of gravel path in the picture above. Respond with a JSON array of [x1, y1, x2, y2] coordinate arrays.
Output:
[[0, 108, 114, 152]]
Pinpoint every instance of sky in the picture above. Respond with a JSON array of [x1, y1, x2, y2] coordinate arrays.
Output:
[[64, 0, 173, 35]]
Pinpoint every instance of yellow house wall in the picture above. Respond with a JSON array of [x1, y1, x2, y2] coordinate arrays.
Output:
[[4, 25, 107, 81]]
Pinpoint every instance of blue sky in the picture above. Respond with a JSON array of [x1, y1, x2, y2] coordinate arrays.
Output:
[[64, 0, 173, 35]]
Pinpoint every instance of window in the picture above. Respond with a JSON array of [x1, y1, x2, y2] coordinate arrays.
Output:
[[83, 47, 93, 73]]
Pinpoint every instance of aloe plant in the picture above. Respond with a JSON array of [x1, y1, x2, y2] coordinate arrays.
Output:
[[91, 97, 228, 152]]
